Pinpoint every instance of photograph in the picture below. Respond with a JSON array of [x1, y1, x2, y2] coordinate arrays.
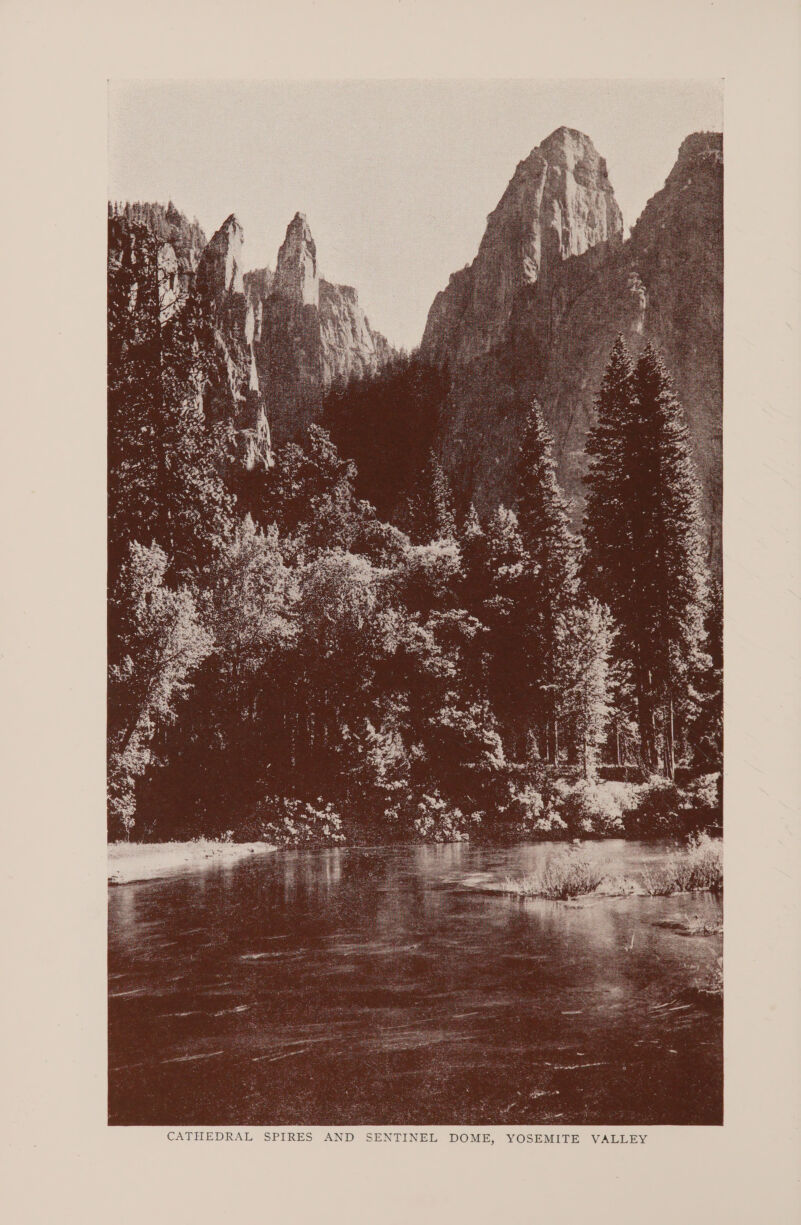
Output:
[[106, 80, 724, 1127]]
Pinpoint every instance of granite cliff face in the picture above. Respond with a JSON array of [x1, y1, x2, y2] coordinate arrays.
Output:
[[421, 127, 723, 562], [423, 127, 624, 364], [194, 214, 271, 470], [108, 205, 272, 472], [248, 212, 392, 444], [108, 204, 392, 469], [109, 201, 206, 321]]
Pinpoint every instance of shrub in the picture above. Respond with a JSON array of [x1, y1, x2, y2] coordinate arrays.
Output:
[[245, 797, 346, 847], [412, 792, 480, 843], [550, 779, 638, 836], [681, 772, 722, 825], [506, 851, 606, 899], [685, 832, 723, 891], [531, 810, 569, 837], [503, 782, 544, 826], [624, 775, 683, 837], [641, 833, 722, 895]]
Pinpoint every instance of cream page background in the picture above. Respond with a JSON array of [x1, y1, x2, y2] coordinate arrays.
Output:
[[1, 1, 799, 1222]]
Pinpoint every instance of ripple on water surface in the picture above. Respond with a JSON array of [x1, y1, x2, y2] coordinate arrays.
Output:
[[108, 840, 722, 1125]]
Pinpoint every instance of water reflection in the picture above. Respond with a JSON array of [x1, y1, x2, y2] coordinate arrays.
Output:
[[109, 840, 722, 1126]]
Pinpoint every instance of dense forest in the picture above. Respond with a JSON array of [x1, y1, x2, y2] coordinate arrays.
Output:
[[108, 218, 722, 846]]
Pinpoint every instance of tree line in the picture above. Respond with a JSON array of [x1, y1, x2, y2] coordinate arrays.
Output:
[[108, 219, 721, 842]]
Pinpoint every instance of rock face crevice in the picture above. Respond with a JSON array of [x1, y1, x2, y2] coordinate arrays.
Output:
[[420, 127, 723, 565]]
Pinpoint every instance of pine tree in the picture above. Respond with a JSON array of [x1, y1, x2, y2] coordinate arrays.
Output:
[[481, 506, 530, 757], [400, 450, 457, 543], [557, 600, 615, 779], [582, 335, 637, 612], [515, 400, 579, 761], [583, 341, 709, 778], [633, 344, 709, 778], [686, 577, 723, 771]]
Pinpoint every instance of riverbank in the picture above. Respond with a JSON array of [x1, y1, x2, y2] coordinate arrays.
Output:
[[108, 840, 275, 884]]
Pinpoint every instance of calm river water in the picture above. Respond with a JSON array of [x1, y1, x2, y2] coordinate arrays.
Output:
[[109, 840, 722, 1125]]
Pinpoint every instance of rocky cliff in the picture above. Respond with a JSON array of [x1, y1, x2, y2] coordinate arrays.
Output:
[[194, 214, 272, 471], [110, 201, 206, 320], [421, 127, 723, 563], [248, 212, 392, 444], [423, 127, 624, 364], [107, 205, 272, 472], [109, 203, 392, 470]]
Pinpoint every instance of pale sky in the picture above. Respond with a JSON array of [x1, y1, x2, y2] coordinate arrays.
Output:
[[108, 80, 722, 351]]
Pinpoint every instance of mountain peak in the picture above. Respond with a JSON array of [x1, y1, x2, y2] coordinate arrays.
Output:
[[537, 125, 596, 153], [274, 212, 319, 306], [677, 130, 723, 158], [422, 126, 623, 365], [196, 213, 245, 302], [219, 212, 244, 235]]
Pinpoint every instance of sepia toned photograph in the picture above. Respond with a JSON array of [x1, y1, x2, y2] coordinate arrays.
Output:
[[107, 79, 724, 1127]]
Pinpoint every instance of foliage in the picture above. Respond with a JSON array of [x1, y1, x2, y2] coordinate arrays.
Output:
[[514, 401, 580, 761], [108, 542, 213, 836], [556, 600, 615, 778], [640, 834, 722, 895], [682, 772, 722, 820], [506, 852, 607, 899], [411, 792, 481, 843], [623, 775, 683, 838], [252, 425, 363, 556], [108, 218, 235, 587], [247, 797, 346, 847], [398, 450, 457, 544], [583, 339, 711, 778], [107, 229, 722, 842], [550, 778, 630, 836]]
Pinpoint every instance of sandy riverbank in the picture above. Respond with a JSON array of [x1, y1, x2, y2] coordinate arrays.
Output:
[[108, 840, 275, 885]]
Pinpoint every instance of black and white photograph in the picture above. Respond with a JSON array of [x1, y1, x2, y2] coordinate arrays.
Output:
[[4, 1, 801, 1222], [107, 79, 725, 1127]]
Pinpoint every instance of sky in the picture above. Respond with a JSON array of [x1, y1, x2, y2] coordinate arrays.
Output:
[[109, 80, 722, 351]]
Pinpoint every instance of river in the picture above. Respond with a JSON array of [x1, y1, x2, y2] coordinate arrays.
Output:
[[109, 839, 722, 1125]]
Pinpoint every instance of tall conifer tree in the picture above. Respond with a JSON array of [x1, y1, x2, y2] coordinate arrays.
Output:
[[582, 335, 637, 611], [583, 341, 709, 777], [515, 400, 579, 761], [633, 344, 708, 778], [400, 450, 457, 543]]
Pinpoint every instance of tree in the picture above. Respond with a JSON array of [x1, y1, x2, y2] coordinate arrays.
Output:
[[107, 218, 234, 589], [399, 450, 457, 544], [557, 601, 615, 779], [253, 424, 363, 556], [515, 400, 580, 761], [583, 341, 709, 778], [108, 542, 213, 836], [632, 345, 709, 778], [582, 335, 637, 613]]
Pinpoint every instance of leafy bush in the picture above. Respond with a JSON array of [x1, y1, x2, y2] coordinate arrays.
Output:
[[549, 778, 639, 836], [681, 772, 722, 824], [245, 797, 346, 847], [505, 782, 572, 837], [506, 852, 606, 899], [641, 833, 722, 895], [624, 775, 683, 837], [411, 792, 480, 843]]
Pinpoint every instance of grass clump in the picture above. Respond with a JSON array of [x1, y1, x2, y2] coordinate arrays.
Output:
[[505, 852, 607, 900], [641, 833, 722, 896]]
